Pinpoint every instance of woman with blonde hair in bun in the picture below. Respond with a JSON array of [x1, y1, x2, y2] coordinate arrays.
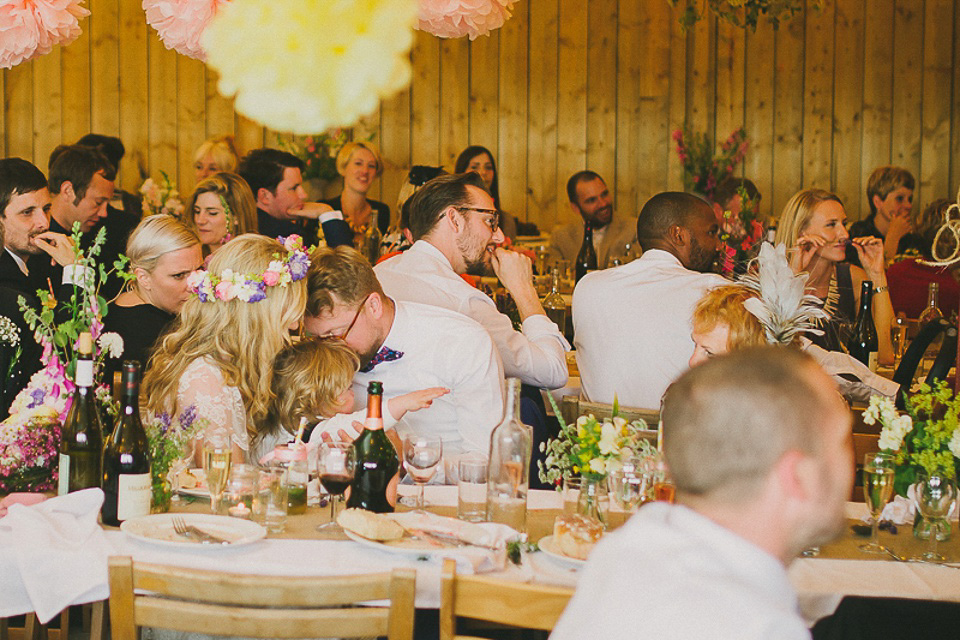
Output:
[[143, 233, 309, 463]]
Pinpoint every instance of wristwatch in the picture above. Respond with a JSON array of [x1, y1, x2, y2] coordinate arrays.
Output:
[[874, 285, 888, 294]]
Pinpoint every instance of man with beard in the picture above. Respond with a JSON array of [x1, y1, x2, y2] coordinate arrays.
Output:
[[302, 246, 504, 482], [546, 171, 638, 269], [572, 191, 726, 408], [375, 172, 569, 390], [553, 347, 852, 640]]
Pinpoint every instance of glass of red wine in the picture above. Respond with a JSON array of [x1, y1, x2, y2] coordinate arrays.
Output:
[[316, 441, 356, 531]]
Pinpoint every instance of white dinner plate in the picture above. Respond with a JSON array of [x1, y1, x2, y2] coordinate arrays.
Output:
[[121, 513, 266, 549], [538, 535, 586, 567], [343, 528, 457, 556], [175, 469, 209, 498]]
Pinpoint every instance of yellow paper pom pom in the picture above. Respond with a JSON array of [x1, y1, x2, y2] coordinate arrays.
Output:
[[202, 0, 417, 134]]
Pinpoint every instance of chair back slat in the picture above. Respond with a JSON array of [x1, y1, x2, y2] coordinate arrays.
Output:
[[562, 395, 659, 432]]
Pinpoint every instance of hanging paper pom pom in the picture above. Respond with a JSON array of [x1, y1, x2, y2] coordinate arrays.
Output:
[[0, 0, 90, 69], [142, 0, 227, 61], [416, 0, 515, 40], [202, 0, 417, 135]]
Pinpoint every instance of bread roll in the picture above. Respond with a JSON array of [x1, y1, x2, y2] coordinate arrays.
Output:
[[337, 508, 405, 541]]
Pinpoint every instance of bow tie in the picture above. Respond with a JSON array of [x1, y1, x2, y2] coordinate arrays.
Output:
[[359, 346, 404, 373]]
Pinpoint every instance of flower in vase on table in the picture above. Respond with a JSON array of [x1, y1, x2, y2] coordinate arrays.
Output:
[[0, 406, 61, 493], [141, 404, 208, 510], [139, 171, 184, 218]]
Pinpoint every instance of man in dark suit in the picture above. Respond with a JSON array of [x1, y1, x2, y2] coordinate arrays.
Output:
[[238, 148, 353, 247]]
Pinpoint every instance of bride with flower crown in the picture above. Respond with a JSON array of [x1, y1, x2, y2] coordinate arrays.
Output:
[[142, 233, 309, 464]]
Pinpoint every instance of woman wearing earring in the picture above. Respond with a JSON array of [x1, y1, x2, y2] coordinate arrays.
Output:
[[321, 141, 390, 242], [102, 215, 204, 380], [184, 172, 258, 260]]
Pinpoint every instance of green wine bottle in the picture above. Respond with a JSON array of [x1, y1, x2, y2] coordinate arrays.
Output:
[[101, 361, 152, 526], [58, 332, 103, 495], [346, 381, 399, 513]]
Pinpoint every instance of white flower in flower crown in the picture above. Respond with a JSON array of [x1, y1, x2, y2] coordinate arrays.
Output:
[[97, 332, 124, 358]]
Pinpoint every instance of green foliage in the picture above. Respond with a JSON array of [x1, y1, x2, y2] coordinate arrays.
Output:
[[668, 0, 820, 31]]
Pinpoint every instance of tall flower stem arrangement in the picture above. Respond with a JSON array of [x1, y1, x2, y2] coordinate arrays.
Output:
[[278, 130, 350, 183], [673, 127, 748, 201], [140, 171, 184, 218], [140, 406, 207, 511]]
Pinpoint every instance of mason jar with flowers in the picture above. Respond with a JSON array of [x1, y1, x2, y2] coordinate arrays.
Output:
[[863, 381, 960, 540]]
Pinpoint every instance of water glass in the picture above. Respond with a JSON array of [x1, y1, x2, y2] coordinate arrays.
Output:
[[912, 472, 957, 563], [608, 465, 645, 514], [457, 454, 487, 522], [219, 464, 258, 519], [402, 435, 443, 511], [562, 477, 582, 514], [253, 467, 288, 534]]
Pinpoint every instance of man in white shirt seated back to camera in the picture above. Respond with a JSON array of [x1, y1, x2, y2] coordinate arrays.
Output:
[[552, 347, 853, 640], [573, 191, 727, 409], [375, 172, 569, 390], [302, 245, 505, 482]]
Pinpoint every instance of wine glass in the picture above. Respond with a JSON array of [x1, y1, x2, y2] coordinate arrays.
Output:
[[402, 435, 443, 511], [202, 430, 232, 513], [316, 442, 356, 531], [860, 451, 896, 553], [912, 472, 957, 563], [608, 463, 645, 515]]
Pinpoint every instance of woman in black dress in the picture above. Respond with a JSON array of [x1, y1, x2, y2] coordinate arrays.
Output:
[[321, 141, 390, 245]]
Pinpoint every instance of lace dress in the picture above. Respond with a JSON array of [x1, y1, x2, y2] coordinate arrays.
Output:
[[177, 357, 249, 454]]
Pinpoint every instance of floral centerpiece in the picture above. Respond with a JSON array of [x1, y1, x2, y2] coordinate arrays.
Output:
[[278, 130, 350, 183], [0, 407, 61, 494], [140, 405, 207, 511], [140, 171, 184, 218], [718, 184, 765, 275], [673, 127, 748, 201]]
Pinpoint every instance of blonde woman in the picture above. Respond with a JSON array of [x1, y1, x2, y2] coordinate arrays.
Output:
[[776, 188, 895, 365], [193, 135, 240, 181], [184, 172, 257, 257], [103, 215, 203, 380], [322, 141, 390, 238], [143, 234, 308, 463]]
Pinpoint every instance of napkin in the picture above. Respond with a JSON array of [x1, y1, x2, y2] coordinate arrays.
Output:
[[388, 511, 517, 573], [0, 492, 49, 517], [877, 494, 916, 525], [0, 488, 111, 622]]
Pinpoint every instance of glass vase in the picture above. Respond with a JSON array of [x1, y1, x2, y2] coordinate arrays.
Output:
[[913, 511, 951, 541], [576, 473, 608, 528]]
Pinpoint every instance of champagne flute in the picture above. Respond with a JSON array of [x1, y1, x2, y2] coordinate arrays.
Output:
[[316, 442, 356, 531], [912, 472, 957, 563], [860, 451, 896, 553], [402, 435, 443, 511], [202, 430, 232, 513]]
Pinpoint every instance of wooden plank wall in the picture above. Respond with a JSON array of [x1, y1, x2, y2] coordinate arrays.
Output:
[[2, 0, 959, 232]]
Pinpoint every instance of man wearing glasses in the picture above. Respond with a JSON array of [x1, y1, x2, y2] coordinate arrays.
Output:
[[375, 172, 569, 391]]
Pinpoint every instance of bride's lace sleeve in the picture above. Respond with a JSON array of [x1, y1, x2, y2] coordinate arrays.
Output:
[[177, 358, 249, 452]]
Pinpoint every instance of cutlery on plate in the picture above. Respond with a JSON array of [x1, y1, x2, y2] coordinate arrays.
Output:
[[171, 516, 230, 545], [404, 527, 500, 551]]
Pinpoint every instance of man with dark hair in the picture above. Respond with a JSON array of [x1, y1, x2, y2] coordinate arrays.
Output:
[[376, 172, 569, 390], [848, 165, 917, 264], [546, 171, 637, 268], [573, 191, 726, 408], [710, 176, 760, 221], [76, 133, 142, 217], [553, 347, 852, 640], [237, 148, 352, 247]]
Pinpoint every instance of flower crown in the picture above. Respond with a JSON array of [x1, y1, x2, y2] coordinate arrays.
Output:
[[187, 235, 310, 303]]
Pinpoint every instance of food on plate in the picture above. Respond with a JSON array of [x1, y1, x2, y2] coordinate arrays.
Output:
[[337, 508, 405, 541], [553, 513, 603, 560], [177, 468, 205, 489]]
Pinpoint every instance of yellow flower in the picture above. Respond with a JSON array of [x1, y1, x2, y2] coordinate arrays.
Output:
[[202, 0, 418, 134]]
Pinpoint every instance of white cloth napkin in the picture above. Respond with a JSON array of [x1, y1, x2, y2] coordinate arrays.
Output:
[[0, 488, 111, 622], [388, 511, 517, 573], [877, 494, 916, 525]]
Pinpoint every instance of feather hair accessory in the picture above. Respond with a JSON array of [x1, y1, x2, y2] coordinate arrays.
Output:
[[737, 243, 829, 345]]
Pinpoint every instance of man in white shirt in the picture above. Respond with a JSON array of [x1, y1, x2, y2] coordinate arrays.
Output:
[[573, 191, 727, 408], [303, 246, 505, 478], [552, 347, 853, 640], [375, 172, 569, 390]]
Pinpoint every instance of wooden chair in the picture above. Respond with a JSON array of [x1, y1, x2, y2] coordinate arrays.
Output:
[[439, 558, 573, 640], [560, 395, 660, 442], [107, 556, 415, 640]]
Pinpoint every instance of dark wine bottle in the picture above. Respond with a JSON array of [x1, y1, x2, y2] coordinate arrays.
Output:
[[346, 381, 399, 513], [58, 332, 102, 495], [101, 361, 152, 526], [575, 221, 598, 282], [846, 280, 878, 371]]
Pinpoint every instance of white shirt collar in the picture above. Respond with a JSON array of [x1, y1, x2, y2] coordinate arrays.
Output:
[[5, 248, 28, 276], [408, 239, 456, 272]]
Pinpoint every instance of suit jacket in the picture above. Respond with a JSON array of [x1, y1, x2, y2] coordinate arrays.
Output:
[[546, 215, 639, 269], [258, 208, 353, 248]]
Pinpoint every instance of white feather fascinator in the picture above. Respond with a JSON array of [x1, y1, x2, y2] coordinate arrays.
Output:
[[737, 243, 830, 345]]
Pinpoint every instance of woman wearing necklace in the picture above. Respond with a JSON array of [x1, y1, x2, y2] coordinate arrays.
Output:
[[102, 215, 203, 381], [776, 187, 895, 365], [321, 141, 390, 245], [184, 172, 258, 261]]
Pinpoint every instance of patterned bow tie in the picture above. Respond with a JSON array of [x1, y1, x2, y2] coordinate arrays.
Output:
[[359, 346, 404, 373]]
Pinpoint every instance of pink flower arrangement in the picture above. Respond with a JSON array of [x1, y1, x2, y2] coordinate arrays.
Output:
[[0, 0, 90, 69], [0, 406, 62, 494], [417, 0, 515, 40], [142, 0, 227, 60], [673, 127, 748, 201]]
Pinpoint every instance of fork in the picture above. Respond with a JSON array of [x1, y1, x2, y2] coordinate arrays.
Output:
[[171, 516, 229, 545]]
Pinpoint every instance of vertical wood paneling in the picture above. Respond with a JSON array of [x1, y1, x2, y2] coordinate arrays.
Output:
[[801, 0, 834, 190], [555, 0, 586, 224], [204, 69, 234, 140], [234, 116, 264, 158], [527, 0, 558, 222], [891, 0, 924, 204], [411, 31, 441, 167], [61, 19, 91, 145], [468, 33, 499, 157], [439, 38, 470, 170], [953, 1, 960, 199], [687, 16, 715, 137], [118, 0, 147, 189], [0, 72, 5, 157], [32, 48, 61, 169], [6, 64, 33, 161], [919, 0, 954, 205], [771, 16, 805, 217], [497, 1, 528, 219], [666, 8, 688, 192], [832, 0, 865, 214], [714, 22, 745, 149], [177, 56, 206, 193], [615, 0, 641, 213], [90, 0, 120, 136], [353, 109, 383, 201], [147, 36, 177, 181], [586, 0, 617, 186], [860, 0, 894, 218], [744, 22, 775, 217], [380, 87, 410, 215]]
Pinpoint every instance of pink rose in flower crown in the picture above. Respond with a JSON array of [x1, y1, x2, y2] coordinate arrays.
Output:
[[282, 235, 303, 253], [214, 281, 234, 301], [262, 270, 280, 287]]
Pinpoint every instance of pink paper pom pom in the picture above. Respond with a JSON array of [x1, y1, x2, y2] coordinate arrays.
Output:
[[142, 0, 227, 61], [417, 0, 515, 40], [0, 0, 90, 69]]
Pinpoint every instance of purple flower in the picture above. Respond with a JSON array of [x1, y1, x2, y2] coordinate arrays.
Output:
[[178, 404, 198, 429], [28, 388, 45, 408], [288, 253, 310, 280], [247, 282, 267, 303]]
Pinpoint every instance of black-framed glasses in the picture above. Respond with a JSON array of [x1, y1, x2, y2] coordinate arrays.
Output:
[[455, 207, 500, 232], [312, 293, 371, 341]]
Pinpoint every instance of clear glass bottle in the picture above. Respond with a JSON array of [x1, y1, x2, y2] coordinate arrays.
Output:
[[486, 378, 532, 532], [59, 332, 103, 495], [269, 444, 309, 515], [575, 222, 597, 282], [918, 282, 944, 326], [542, 267, 566, 333]]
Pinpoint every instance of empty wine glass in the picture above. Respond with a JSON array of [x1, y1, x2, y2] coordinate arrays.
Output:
[[608, 463, 646, 514], [860, 451, 895, 554], [912, 472, 957, 563], [316, 442, 356, 531], [402, 435, 443, 511]]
